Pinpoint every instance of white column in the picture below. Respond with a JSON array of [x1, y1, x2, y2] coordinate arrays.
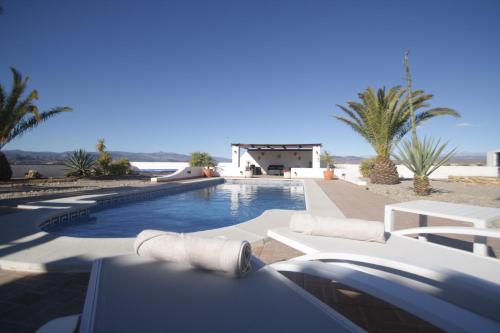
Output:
[[312, 145, 321, 169], [232, 145, 240, 168]]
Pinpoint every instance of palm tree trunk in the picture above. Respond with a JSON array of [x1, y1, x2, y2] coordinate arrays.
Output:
[[370, 156, 399, 184], [413, 175, 430, 196]]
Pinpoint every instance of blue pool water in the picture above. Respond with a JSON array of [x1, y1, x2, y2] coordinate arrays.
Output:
[[47, 181, 305, 237]]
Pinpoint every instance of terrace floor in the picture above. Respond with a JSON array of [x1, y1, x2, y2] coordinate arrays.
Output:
[[1, 178, 494, 332]]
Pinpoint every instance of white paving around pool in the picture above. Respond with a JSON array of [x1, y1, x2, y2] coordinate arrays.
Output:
[[0, 178, 344, 272]]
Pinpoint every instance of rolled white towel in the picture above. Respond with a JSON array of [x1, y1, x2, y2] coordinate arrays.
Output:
[[290, 213, 386, 243], [134, 230, 252, 277]]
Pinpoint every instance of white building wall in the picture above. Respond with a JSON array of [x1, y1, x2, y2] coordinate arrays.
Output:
[[312, 145, 321, 169], [231, 145, 240, 168], [151, 167, 203, 183], [334, 163, 498, 180], [130, 161, 188, 171], [133, 161, 498, 180], [487, 150, 500, 167]]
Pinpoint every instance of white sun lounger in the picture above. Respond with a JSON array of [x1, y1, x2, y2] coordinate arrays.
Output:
[[38, 253, 500, 333], [268, 226, 500, 324], [77, 255, 364, 333]]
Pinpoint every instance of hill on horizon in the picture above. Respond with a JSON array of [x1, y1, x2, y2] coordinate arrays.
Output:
[[2, 149, 487, 166], [3, 150, 231, 165]]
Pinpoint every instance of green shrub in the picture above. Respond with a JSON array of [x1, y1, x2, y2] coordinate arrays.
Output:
[[359, 158, 375, 178], [97, 151, 112, 175], [109, 158, 132, 176], [0, 152, 12, 180], [65, 150, 96, 177], [189, 152, 217, 167]]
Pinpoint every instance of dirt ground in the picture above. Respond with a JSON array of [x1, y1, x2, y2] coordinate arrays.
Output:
[[367, 179, 500, 208]]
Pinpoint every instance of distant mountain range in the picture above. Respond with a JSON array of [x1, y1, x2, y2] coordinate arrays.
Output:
[[3, 150, 486, 165], [3, 150, 231, 165]]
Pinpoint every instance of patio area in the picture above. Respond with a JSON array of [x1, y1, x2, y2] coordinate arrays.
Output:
[[0, 179, 467, 332]]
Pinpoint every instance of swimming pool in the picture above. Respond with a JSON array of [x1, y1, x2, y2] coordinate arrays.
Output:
[[46, 180, 305, 237]]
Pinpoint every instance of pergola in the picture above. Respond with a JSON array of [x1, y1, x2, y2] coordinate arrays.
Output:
[[231, 143, 321, 151], [231, 143, 322, 171]]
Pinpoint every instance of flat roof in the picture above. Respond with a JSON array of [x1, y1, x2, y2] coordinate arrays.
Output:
[[231, 143, 321, 150]]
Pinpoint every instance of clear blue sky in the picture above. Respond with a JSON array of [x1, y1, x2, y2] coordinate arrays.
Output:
[[1, 0, 499, 158]]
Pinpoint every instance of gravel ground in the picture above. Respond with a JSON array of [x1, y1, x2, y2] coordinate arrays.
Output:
[[367, 179, 500, 208], [0, 178, 152, 200]]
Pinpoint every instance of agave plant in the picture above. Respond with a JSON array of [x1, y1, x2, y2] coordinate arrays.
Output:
[[0, 67, 72, 179], [394, 137, 456, 195], [64, 150, 96, 177], [393, 51, 457, 196], [335, 86, 459, 184]]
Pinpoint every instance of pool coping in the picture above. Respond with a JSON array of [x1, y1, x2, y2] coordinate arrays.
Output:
[[0, 178, 344, 272]]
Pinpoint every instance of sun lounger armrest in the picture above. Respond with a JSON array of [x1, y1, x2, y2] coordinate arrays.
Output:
[[393, 226, 500, 238], [270, 260, 500, 333]]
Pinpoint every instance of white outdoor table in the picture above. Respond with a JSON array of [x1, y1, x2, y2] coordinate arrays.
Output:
[[384, 200, 500, 256]]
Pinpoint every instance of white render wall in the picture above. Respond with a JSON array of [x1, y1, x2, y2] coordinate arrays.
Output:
[[132, 161, 498, 180], [312, 145, 321, 169], [130, 161, 189, 171], [487, 150, 500, 167], [397, 165, 498, 179], [150, 167, 204, 183], [334, 163, 498, 180]]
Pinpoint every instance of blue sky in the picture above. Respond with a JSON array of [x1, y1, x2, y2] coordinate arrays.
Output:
[[1, 0, 499, 158]]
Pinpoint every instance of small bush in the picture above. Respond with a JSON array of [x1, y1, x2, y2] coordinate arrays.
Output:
[[97, 151, 112, 175], [359, 158, 375, 178], [65, 150, 96, 177], [109, 158, 132, 176], [189, 152, 217, 167], [25, 170, 43, 179]]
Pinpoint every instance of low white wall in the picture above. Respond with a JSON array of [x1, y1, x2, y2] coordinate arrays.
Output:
[[290, 168, 324, 178], [216, 163, 242, 177], [151, 167, 204, 183], [397, 165, 498, 179], [335, 163, 498, 180], [130, 161, 188, 171]]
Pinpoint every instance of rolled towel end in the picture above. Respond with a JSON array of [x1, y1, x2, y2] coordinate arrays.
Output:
[[134, 230, 252, 278], [290, 213, 386, 243]]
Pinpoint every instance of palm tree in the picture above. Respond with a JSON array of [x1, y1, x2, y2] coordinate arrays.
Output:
[[335, 86, 459, 184], [0, 67, 72, 179]]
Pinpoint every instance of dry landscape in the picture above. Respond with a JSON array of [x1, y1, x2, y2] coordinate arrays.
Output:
[[367, 179, 500, 208]]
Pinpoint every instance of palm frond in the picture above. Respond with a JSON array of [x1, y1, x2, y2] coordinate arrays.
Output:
[[0, 67, 72, 148], [4, 107, 72, 146], [335, 86, 460, 158]]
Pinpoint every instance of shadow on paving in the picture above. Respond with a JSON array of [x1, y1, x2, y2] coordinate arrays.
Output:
[[0, 268, 89, 333]]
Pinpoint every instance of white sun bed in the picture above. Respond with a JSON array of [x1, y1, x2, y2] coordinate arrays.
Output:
[[268, 226, 500, 324], [38, 253, 500, 333], [77, 255, 363, 333]]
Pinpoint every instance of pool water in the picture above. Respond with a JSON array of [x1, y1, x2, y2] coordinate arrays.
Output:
[[47, 181, 305, 237]]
